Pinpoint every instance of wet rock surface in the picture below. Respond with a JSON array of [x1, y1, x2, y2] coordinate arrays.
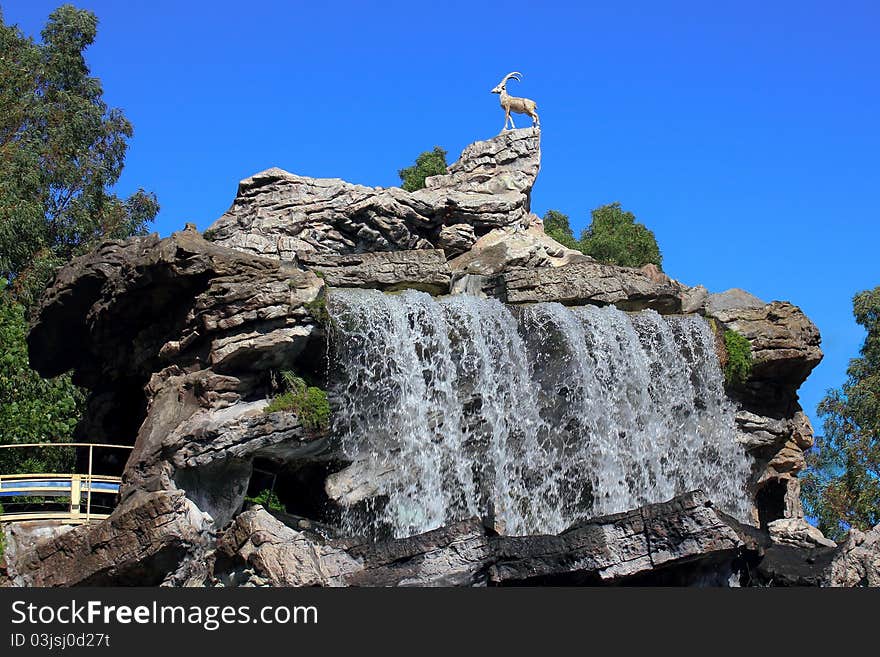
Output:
[[214, 491, 747, 587]]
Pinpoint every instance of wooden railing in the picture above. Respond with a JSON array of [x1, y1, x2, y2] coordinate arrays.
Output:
[[0, 443, 132, 525]]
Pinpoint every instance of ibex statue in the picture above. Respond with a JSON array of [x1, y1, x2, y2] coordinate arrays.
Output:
[[491, 71, 540, 131]]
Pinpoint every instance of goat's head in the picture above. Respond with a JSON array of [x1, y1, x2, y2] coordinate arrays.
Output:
[[491, 71, 522, 94]]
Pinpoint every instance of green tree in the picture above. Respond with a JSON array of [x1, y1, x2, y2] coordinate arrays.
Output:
[[1, 5, 158, 306], [0, 6, 156, 477], [541, 204, 663, 268], [398, 146, 448, 192], [579, 202, 662, 269], [0, 280, 81, 473], [803, 286, 880, 541], [542, 210, 580, 250]]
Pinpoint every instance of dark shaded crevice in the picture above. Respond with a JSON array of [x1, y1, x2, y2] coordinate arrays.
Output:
[[755, 479, 788, 529], [246, 458, 346, 529]]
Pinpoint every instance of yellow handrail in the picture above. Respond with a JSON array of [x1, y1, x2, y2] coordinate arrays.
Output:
[[0, 442, 132, 524], [0, 442, 133, 450], [0, 511, 111, 524], [0, 473, 121, 481]]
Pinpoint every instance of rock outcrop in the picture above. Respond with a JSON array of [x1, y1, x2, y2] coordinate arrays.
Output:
[[829, 524, 880, 587], [3, 126, 842, 588], [768, 518, 837, 549], [448, 224, 586, 277], [300, 249, 450, 294], [206, 128, 541, 259], [704, 289, 822, 386], [8, 490, 210, 587], [215, 490, 746, 587], [697, 288, 821, 527], [501, 259, 684, 312]]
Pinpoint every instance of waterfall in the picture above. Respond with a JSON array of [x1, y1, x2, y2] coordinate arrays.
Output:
[[329, 289, 751, 539]]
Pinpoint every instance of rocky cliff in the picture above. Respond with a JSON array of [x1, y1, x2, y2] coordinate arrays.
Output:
[[4, 127, 870, 587]]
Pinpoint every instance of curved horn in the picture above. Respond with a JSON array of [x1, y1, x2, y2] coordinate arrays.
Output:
[[499, 71, 522, 85]]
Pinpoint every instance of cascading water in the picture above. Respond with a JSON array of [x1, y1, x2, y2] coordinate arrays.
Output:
[[329, 288, 751, 539]]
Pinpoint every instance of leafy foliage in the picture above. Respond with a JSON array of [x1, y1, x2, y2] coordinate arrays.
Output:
[[398, 146, 448, 192], [542, 210, 580, 250], [304, 295, 329, 323], [0, 5, 158, 305], [1, 6, 154, 477], [245, 489, 285, 513], [580, 203, 662, 269], [541, 204, 663, 269], [802, 285, 880, 541], [264, 371, 330, 432], [0, 281, 80, 473], [723, 329, 753, 387]]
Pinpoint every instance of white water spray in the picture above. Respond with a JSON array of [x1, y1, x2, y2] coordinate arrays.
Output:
[[329, 289, 751, 538]]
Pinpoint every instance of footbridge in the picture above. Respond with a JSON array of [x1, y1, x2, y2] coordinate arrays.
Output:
[[0, 443, 132, 525]]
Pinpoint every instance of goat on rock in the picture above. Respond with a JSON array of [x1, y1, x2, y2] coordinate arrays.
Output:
[[491, 71, 540, 131]]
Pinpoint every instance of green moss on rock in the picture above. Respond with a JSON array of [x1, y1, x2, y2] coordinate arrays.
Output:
[[264, 371, 330, 431], [245, 489, 285, 512], [723, 329, 753, 387], [304, 296, 329, 323]]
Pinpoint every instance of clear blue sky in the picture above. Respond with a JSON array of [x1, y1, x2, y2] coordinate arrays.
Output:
[[4, 0, 878, 431]]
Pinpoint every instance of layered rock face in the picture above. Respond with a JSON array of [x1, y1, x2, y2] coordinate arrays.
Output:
[[206, 128, 540, 259], [5, 127, 862, 588], [701, 289, 822, 526]]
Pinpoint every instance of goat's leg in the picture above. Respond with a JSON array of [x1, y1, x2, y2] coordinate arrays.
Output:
[[502, 109, 511, 131], [509, 112, 516, 129], [530, 109, 540, 127]]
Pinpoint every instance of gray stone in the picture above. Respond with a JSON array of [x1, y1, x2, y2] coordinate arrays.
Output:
[[324, 459, 397, 506], [705, 297, 822, 385], [27, 227, 324, 386], [767, 518, 837, 549], [736, 410, 813, 457], [449, 224, 588, 277], [5, 490, 212, 587], [300, 249, 451, 294], [214, 490, 747, 587], [436, 223, 476, 258], [502, 260, 683, 312], [829, 524, 880, 587], [216, 510, 489, 587], [680, 284, 709, 313], [206, 128, 541, 260], [704, 288, 766, 315]]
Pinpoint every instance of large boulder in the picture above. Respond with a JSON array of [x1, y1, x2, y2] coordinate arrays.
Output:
[[703, 289, 822, 387], [28, 225, 324, 387], [5, 490, 211, 587], [502, 260, 683, 312], [215, 511, 491, 587], [768, 518, 837, 549], [829, 524, 880, 587], [449, 223, 587, 277]]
